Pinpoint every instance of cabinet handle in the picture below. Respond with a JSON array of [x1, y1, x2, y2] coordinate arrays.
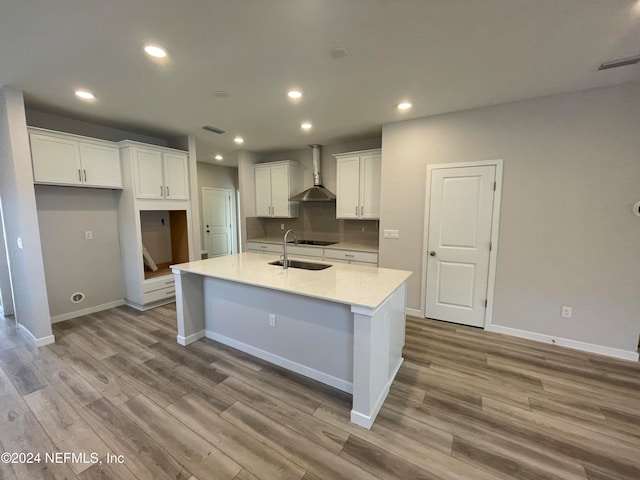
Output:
[[345, 254, 355, 258], [165, 290, 175, 295], [355, 206, 358, 216], [360, 206, 364, 216], [83, 169, 87, 182], [78, 169, 82, 182], [166, 186, 170, 197], [160, 186, 164, 196], [165, 280, 175, 285]]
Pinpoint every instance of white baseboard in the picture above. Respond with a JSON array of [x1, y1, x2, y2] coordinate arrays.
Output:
[[405, 308, 422, 317], [18, 323, 55, 347], [177, 330, 205, 346], [486, 324, 639, 362], [206, 330, 353, 393], [51, 300, 125, 323]]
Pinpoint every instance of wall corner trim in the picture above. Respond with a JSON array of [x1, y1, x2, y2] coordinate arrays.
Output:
[[18, 323, 55, 347], [486, 324, 639, 362]]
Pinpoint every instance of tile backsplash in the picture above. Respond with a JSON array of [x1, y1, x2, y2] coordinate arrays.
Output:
[[248, 202, 379, 243]]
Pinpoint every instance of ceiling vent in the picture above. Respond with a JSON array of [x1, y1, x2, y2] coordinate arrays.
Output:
[[597, 54, 640, 71], [202, 125, 226, 134]]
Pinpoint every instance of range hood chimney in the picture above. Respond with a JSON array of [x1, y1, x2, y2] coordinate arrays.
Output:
[[290, 145, 336, 202]]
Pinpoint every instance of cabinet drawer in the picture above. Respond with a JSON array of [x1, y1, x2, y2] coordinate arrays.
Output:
[[324, 249, 378, 264], [287, 245, 323, 258], [143, 286, 176, 304], [246, 242, 282, 254], [143, 276, 175, 293]]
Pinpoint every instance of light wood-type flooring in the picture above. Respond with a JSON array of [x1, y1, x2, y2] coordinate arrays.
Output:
[[0, 305, 639, 479]]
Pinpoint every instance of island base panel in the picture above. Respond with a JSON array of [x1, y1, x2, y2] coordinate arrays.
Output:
[[351, 283, 406, 429], [203, 277, 354, 392]]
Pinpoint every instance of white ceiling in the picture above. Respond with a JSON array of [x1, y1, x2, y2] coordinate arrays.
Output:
[[1, 0, 639, 167]]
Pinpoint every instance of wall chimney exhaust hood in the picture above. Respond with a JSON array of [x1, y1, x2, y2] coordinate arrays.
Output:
[[290, 144, 336, 202]]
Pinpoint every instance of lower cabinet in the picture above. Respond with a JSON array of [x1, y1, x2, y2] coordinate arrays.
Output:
[[246, 242, 378, 267], [324, 248, 379, 267]]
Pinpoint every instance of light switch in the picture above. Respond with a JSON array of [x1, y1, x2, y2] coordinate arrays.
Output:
[[384, 229, 400, 239], [16, 237, 23, 249], [85, 231, 93, 240]]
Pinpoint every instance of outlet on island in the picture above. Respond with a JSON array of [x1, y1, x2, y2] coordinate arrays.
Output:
[[269, 313, 277, 327]]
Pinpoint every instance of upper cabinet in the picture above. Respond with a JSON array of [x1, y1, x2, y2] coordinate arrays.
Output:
[[334, 149, 381, 219], [254, 161, 299, 218], [29, 128, 122, 189], [120, 142, 189, 201]]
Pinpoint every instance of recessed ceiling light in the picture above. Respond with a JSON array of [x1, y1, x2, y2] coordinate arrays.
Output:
[[144, 44, 167, 58], [214, 154, 223, 161], [330, 47, 348, 59], [75, 90, 95, 100], [301, 122, 312, 130], [288, 90, 302, 99], [234, 136, 244, 144], [398, 102, 412, 110]]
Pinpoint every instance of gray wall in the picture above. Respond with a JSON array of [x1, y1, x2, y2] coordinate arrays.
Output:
[[27, 110, 172, 319], [0, 87, 52, 340], [0, 197, 14, 315], [35, 186, 124, 317], [26, 110, 169, 146], [379, 82, 640, 353]]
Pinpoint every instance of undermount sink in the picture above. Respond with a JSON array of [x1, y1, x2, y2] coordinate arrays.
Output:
[[286, 239, 337, 246], [268, 259, 332, 270]]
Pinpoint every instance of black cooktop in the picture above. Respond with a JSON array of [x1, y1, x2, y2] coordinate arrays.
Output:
[[287, 239, 337, 246]]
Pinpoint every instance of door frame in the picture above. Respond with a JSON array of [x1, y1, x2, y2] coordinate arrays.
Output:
[[420, 159, 503, 329], [202, 187, 237, 257]]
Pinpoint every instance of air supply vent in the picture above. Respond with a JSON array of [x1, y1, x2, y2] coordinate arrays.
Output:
[[598, 54, 640, 71], [202, 125, 226, 134]]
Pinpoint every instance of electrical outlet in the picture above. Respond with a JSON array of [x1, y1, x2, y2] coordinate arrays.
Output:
[[16, 237, 23, 249], [85, 230, 93, 240], [269, 313, 276, 327], [383, 229, 400, 239], [561, 306, 572, 318]]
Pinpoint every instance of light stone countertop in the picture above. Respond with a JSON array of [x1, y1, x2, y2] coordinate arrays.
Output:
[[246, 237, 379, 253], [172, 253, 411, 310]]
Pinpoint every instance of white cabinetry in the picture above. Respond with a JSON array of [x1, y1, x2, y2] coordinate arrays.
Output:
[[334, 149, 381, 220], [246, 241, 378, 267], [29, 128, 122, 188], [246, 242, 283, 255], [324, 249, 379, 266], [254, 161, 299, 218], [121, 142, 189, 200], [118, 141, 193, 311]]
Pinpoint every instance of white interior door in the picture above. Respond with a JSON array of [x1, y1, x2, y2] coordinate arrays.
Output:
[[202, 188, 234, 258], [425, 165, 496, 327]]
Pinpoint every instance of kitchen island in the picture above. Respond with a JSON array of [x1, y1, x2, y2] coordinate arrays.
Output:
[[171, 253, 411, 429]]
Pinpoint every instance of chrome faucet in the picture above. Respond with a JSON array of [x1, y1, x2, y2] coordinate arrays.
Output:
[[282, 229, 297, 269]]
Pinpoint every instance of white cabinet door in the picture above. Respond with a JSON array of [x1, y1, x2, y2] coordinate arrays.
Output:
[[134, 149, 164, 199], [163, 153, 189, 199], [79, 143, 122, 188], [254, 166, 273, 217], [30, 133, 82, 185], [359, 153, 381, 219], [336, 156, 360, 219], [270, 164, 291, 217]]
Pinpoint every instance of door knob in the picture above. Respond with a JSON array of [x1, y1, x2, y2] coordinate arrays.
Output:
[[429, 251, 436, 256]]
